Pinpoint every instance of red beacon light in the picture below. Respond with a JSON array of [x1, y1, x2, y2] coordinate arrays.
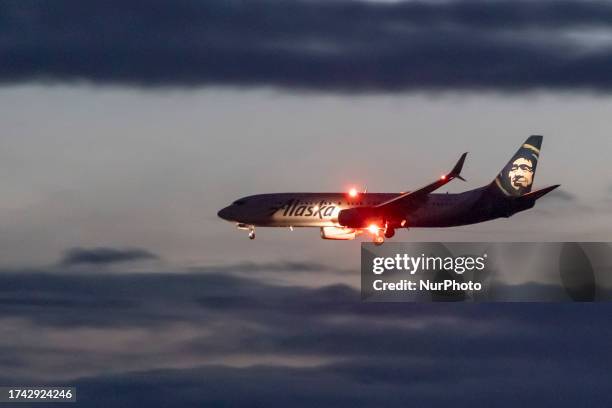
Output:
[[367, 224, 379, 234], [348, 188, 358, 198], [440, 174, 447, 180]]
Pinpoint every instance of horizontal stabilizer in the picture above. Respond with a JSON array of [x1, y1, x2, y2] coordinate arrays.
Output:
[[516, 184, 560, 202]]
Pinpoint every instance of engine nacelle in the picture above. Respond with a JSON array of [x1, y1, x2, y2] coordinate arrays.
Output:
[[338, 207, 383, 229], [320, 227, 356, 240]]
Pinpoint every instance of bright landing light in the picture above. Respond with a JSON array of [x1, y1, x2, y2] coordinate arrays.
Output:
[[368, 224, 379, 234]]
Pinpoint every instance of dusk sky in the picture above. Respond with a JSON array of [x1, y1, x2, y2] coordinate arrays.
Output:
[[1, 1, 612, 406]]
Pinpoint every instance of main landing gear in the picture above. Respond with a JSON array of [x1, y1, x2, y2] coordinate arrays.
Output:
[[248, 227, 255, 240], [372, 224, 395, 246]]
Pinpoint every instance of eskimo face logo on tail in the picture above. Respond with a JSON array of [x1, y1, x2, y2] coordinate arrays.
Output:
[[496, 141, 540, 197], [269, 199, 337, 219], [508, 157, 534, 193]]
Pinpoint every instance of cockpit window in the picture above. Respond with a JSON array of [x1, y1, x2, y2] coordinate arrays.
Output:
[[233, 199, 247, 206]]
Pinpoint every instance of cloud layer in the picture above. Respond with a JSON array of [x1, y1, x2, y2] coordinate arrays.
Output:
[[1, 260, 611, 406], [5, 0, 612, 91]]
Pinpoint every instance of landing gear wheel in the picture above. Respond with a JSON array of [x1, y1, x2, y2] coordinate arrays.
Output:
[[248, 228, 255, 240], [374, 235, 385, 246], [384, 228, 395, 239]]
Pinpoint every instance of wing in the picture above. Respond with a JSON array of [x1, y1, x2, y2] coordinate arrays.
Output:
[[375, 152, 468, 211]]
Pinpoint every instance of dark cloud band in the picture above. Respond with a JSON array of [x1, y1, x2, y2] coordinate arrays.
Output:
[[60, 247, 158, 266], [4, 0, 612, 91]]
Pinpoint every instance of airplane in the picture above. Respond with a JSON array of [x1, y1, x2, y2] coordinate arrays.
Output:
[[217, 135, 559, 245]]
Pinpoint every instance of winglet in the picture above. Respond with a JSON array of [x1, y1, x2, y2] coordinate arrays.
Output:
[[449, 152, 468, 182]]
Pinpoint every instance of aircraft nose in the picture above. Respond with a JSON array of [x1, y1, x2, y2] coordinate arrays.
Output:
[[217, 206, 233, 221]]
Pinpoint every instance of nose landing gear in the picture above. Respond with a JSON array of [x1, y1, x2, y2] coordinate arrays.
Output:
[[237, 224, 256, 240]]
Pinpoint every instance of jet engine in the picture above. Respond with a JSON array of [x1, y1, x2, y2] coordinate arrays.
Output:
[[320, 227, 357, 240], [337, 207, 383, 229]]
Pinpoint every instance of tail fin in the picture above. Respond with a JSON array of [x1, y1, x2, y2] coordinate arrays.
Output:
[[491, 135, 543, 197]]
